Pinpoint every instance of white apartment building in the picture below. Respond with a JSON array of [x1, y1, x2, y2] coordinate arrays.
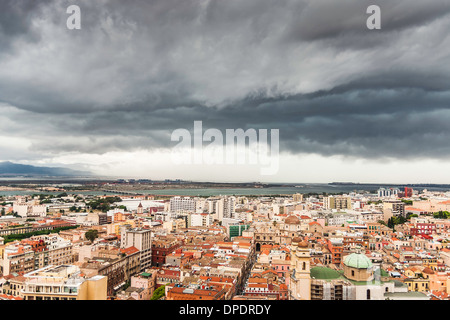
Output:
[[216, 196, 236, 220], [13, 200, 47, 218], [169, 197, 196, 213], [377, 188, 400, 198], [190, 213, 213, 227], [326, 212, 360, 226], [234, 210, 252, 222]]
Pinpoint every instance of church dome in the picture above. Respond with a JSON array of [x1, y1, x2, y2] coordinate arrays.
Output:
[[343, 253, 373, 269], [285, 215, 300, 224], [298, 240, 309, 248], [292, 236, 303, 243]]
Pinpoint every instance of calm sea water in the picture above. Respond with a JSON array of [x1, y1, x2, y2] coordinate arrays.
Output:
[[1, 184, 449, 197]]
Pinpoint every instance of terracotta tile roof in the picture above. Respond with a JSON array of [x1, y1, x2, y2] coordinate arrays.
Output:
[[262, 270, 277, 275], [120, 246, 139, 255], [422, 267, 435, 275], [248, 278, 267, 283], [247, 283, 267, 288], [0, 294, 22, 300], [200, 276, 234, 283], [9, 275, 26, 282], [431, 290, 450, 300]]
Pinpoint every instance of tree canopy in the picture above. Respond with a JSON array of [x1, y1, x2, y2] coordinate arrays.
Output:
[[150, 285, 166, 300], [85, 229, 99, 243]]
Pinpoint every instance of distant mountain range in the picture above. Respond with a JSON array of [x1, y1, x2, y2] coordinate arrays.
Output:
[[0, 161, 91, 177]]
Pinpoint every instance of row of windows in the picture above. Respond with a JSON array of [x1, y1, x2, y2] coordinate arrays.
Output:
[[26, 296, 76, 300]]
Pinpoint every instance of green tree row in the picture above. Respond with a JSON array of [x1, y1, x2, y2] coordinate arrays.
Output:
[[3, 225, 80, 243], [433, 211, 450, 219]]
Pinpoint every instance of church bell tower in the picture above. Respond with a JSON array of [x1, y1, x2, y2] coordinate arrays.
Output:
[[289, 236, 311, 300]]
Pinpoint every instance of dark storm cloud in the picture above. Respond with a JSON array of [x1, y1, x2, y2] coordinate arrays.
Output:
[[15, 86, 450, 161], [1, 0, 450, 163], [284, 0, 450, 42], [0, 0, 51, 52]]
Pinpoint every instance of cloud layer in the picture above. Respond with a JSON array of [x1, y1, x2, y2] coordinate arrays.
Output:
[[1, 0, 450, 179]]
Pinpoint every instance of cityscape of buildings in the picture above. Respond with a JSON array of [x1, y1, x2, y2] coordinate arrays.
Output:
[[0, 3, 449, 317], [1, 185, 449, 301]]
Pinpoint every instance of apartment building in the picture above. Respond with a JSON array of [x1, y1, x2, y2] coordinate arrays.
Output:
[[81, 247, 140, 297], [152, 237, 182, 267], [13, 200, 47, 218], [120, 227, 152, 271], [21, 265, 107, 300], [169, 197, 196, 213], [190, 213, 213, 227], [1, 235, 73, 276], [216, 197, 236, 220], [383, 200, 406, 218], [323, 196, 352, 210]]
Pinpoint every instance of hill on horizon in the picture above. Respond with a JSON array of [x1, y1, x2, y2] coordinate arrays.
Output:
[[0, 161, 91, 177]]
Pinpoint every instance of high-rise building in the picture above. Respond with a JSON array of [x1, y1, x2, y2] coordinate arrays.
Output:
[[383, 200, 405, 218], [169, 197, 196, 213], [225, 197, 236, 219], [120, 227, 152, 271], [215, 196, 236, 221]]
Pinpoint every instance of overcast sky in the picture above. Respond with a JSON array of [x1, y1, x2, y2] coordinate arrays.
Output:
[[1, 0, 450, 183]]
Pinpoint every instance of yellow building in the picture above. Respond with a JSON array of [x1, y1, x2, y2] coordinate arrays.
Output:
[[404, 278, 430, 293], [1, 275, 26, 298], [324, 196, 352, 210], [422, 257, 439, 272], [107, 220, 136, 236]]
